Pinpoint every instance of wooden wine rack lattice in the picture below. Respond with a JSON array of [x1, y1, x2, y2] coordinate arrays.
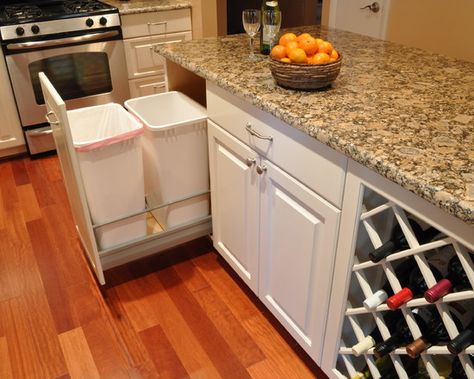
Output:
[[333, 185, 474, 379]]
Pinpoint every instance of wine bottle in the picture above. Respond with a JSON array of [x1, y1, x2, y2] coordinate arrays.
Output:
[[424, 254, 472, 303], [405, 306, 454, 358], [259, 0, 279, 54], [386, 262, 443, 310], [368, 219, 440, 263], [447, 357, 468, 379], [363, 257, 418, 310], [351, 310, 402, 356], [407, 300, 474, 357], [373, 316, 421, 358], [352, 354, 418, 379], [447, 318, 474, 355]]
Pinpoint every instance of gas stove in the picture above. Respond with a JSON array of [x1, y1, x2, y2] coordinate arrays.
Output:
[[0, 0, 120, 41]]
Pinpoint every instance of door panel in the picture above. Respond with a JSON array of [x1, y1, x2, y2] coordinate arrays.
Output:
[[329, 0, 390, 39], [208, 121, 260, 293], [259, 159, 340, 363]]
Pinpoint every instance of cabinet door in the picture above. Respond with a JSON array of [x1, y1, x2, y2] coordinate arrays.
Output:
[[259, 159, 340, 364], [0, 48, 24, 154], [208, 121, 260, 293], [124, 31, 192, 80]]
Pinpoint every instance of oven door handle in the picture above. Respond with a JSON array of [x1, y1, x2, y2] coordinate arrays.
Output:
[[6, 30, 120, 51]]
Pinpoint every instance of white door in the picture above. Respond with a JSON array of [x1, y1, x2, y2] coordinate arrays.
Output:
[[208, 121, 260, 293], [258, 159, 340, 364], [328, 0, 391, 39]]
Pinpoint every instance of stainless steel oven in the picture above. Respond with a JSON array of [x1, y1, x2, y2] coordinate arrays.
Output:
[[0, 1, 129, 155]]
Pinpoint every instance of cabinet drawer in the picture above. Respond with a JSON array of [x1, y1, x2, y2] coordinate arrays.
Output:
[[121, 9, 192, 39], [124, 31, 192, 79], [128, 75, 167, 98], [206, 82, 347, 208]]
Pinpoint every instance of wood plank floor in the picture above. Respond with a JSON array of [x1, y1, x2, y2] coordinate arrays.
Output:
[[0, 155, 328, 379]]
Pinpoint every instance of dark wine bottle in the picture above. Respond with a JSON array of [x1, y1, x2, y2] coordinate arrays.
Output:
[[448, 356, 468, 379], [386, 262, 442, 310], [259, 0, 280, 54], [368, 219, 440, 263], [373, 316, 421, 358], [447, 318, 474, 355], [405, 306, 454, 358], [351, 310, 402, 355], [424, 255, 472, 303]]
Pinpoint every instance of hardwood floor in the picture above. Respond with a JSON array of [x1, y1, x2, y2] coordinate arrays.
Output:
[[0, 155, 327, 379]]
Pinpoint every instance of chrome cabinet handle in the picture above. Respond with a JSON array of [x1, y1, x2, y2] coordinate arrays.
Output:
[[245, 123, 273, 141], [360, 2, 380, 12], [45, 111, 59, 125], [246, 158, 256, 167], [256, 164, 267, 175]]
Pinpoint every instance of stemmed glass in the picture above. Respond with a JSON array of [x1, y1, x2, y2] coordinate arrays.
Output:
[[242, 9, 261, 61], [262, 9, 281, 51]]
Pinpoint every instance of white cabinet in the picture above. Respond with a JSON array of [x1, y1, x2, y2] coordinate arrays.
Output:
[[121, 8, 192, 98], [208, 122, 260, 292], [207, 82, 345, 363], [0, 48, 25, 156]]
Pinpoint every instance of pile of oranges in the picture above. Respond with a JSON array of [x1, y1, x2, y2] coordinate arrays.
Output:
[[270, 32, 339, 65]]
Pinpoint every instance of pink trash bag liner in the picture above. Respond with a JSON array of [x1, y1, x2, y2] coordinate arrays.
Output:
[[67, 103, 143, 152]]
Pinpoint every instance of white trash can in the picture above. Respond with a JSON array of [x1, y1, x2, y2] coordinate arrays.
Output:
[[124, 92, 209, 230], [67, 103, 146, 250]]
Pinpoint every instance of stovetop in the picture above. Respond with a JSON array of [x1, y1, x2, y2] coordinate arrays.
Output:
[[0, 0, 117, 25]]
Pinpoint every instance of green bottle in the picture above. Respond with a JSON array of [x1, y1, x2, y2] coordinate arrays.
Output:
[[259, 0, 280, 54]]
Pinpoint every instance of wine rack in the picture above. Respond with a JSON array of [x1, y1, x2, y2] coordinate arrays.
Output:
[[322, 163, 474, 379]]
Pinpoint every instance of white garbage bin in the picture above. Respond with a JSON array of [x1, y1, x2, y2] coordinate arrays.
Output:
[[67, 103, 146, 250], [124, 91, 209, 230]]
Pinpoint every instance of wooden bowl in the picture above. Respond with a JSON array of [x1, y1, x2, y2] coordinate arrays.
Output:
[[269, 55, 342, 90]]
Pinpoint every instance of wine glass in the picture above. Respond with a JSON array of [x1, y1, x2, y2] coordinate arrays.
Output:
[[262, 9, 281, 52], [242, 9, 261, 61]]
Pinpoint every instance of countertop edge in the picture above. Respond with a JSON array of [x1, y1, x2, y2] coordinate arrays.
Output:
[[103, 0, 191, 15]]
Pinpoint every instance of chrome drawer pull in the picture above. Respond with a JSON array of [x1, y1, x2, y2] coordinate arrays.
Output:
[[245, 123, 273, 141]]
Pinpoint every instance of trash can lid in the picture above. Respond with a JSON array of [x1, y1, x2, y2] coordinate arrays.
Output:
[[124, 91, 207, 131]]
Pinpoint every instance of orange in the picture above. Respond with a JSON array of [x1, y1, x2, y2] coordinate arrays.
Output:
[[285, 40, 299, 56], [280, 57, 291, 63], [296, 32, 312, 43], [298, 36, 319, 56], [314, 38, 324, 47], [318, 41, 333, 55], [278, 32, 297, 47], [270, 44, 287, 60], [288, 48, 307, 64], [309, 52, 330, 64], [330, 49, 339, 61]]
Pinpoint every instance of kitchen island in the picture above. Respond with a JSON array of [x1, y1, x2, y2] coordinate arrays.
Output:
[[155, 26, 473, 225], [156, 26, 474, 378]]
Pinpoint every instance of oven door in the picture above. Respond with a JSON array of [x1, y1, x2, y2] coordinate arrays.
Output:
[[5, 38, 129, 128]]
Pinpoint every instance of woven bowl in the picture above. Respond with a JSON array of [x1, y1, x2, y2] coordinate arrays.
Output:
[[269, 55, 342, 90]]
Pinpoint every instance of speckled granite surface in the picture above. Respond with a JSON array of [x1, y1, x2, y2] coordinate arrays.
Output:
[[155, 26, 474, 225], [103, 0, 190, 14]]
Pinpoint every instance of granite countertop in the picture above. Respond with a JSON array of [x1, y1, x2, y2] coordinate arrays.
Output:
[[155, 26, 474, 225], [104, 0, 191, 14]]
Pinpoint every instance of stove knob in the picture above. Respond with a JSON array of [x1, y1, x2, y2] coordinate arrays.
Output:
[[99, 17, 107, 26], [15, 26, 25, 36], [31, 25, 40, 34], [86, 18, 94, 27]]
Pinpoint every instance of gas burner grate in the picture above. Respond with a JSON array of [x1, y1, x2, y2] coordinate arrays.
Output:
[[63, 0, 108, 14], [5, 5, 42, 21]]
